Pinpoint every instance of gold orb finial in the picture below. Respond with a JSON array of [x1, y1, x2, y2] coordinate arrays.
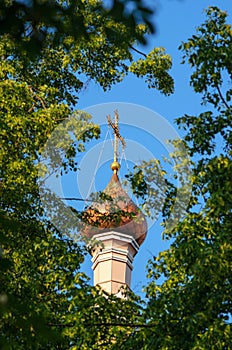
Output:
[[110, 161, 120, 173]]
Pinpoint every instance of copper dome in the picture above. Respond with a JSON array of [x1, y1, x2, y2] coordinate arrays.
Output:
[[81, 172, 147, 246]]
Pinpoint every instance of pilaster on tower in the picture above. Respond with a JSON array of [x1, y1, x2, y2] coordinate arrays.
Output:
[[91, 231, 139, 296]]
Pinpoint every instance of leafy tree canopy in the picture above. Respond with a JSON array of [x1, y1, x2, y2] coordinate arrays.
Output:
[[0, 0, 155, 56], [1, 1, 231, 349], [0, 0, 173, 348], [125, 6, 232, 349]]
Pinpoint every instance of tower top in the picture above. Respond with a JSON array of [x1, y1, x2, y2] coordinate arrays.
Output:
[[81, 111, 148, 296], [107, 111, 126, 174], [82, 171, 147, 246], [81, 111, 147, 245]]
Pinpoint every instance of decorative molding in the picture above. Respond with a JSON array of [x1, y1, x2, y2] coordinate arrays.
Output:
[[91, 231, 139, 252], [91, 247, 134, 270]]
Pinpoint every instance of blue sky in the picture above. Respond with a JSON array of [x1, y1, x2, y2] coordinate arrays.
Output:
[[49, 1, 232, 296]]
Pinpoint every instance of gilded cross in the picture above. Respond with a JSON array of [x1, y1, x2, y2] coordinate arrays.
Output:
[[107, 110, 126, 173]]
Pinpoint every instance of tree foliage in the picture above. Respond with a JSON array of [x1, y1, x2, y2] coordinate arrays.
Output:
[[0, 0, 155, 56], [0, 0, 174, 349], [1, 1, 231, 349], [126, 7, 231, 349]]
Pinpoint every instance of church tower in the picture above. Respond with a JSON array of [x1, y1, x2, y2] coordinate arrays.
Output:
[[82, 112, 147, 296]]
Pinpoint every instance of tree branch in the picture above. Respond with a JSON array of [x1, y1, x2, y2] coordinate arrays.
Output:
[[216, 85, 230, 110], [129, 45, 147, 58], [48, 322, 156, 328], [28, 86, 47, 109], [60, 197, 93, 202]]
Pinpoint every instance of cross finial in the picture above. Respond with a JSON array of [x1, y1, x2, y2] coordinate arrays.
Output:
[[107, 110, 126, 174]]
